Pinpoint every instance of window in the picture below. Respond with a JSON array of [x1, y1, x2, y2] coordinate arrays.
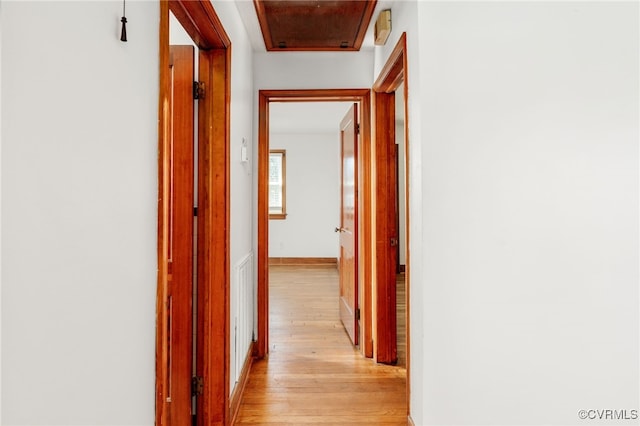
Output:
[[269, 149, 287, 219]]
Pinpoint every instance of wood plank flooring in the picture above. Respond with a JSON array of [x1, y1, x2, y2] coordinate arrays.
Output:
[[235, 265, 407, 425]]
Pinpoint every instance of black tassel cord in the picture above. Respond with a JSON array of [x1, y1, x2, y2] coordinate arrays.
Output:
[[120, 0, 128, 42]]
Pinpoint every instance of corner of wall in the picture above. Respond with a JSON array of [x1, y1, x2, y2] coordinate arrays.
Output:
[[0, 1, 3, 421]]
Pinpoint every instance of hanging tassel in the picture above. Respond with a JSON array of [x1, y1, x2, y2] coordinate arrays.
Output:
[[120, 0, 128, 42], [120, 16, 128, 42]]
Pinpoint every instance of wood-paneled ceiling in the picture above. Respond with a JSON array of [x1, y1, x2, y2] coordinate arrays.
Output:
[[254, 0, 377, 51]]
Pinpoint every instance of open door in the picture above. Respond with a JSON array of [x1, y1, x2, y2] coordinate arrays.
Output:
[[374, 33, 409, 366], [338, 103, 359, 345], [374, 91, 398, 365], [159, 3, 232, 425], [167, 44, 195, 426]]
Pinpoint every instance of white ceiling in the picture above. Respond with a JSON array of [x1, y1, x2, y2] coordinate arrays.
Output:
[[269, 102, 355, 134], [234, 0, 397, 53]]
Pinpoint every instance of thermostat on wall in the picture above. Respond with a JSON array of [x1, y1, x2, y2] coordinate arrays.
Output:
[[241, 138, 249, 163]]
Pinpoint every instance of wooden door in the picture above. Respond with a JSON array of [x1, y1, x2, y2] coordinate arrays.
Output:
[[159, 4, 232, 425], [168, 45, 195, 426], [394, 143, 401, 273], [339, 103, 358, 345], [374, 92, 398, 364]]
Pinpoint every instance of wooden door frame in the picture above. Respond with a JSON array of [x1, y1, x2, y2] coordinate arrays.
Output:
[[372, 30, 410, 404], [257, 89, 373, 359], [157, 2, 231, 425]]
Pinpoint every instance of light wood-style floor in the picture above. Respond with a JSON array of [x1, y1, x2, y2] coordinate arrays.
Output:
[[235, 265, 407, 425]]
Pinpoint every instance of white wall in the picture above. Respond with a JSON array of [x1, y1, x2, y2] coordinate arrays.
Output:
[[414, 2, 638, 425], [268, 132, 341, 258], [209, 0, 256, 395], [170, 12, 197, 49], [0, 1, 4, 421], [1, 1, 159, 424], [253, 50, 373, 90]]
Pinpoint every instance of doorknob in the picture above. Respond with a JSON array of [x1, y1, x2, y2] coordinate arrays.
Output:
[[335, 227, 341, 233]]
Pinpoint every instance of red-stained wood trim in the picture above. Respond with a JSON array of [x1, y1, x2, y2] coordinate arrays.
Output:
[[158, 2, 232, 426], [169, 0, 231, 49], [256, 92, 269, 359], [374, 33, 406, 94], [259, 89, 370, 102], [353, 1, 378, 51], [252, 0, 272, 51], [359, 92, 374, 358], [195, 47, 231, 426], [257, 89, 372, 359], [156, 4, 171, 426]]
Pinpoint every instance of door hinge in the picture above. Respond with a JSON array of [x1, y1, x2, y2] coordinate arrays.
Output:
[[193, 81, 205, 100], [356, 308, 361, 321], [356, 123, 360, 134], [193, 206, 198, 217], [191, 376, 204, 396]]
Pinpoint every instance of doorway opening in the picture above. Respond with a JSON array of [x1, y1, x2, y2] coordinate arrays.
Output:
[[395, 81, 407, 367], [255, 82, 410, 420], [257, 90, 373, 359], [372, 31, 411, 408], [156, 2, 232, 425], [267, 101, 358, 346]]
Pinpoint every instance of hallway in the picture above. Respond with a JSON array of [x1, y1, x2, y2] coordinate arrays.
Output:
[[235, 266, 407, 425]]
